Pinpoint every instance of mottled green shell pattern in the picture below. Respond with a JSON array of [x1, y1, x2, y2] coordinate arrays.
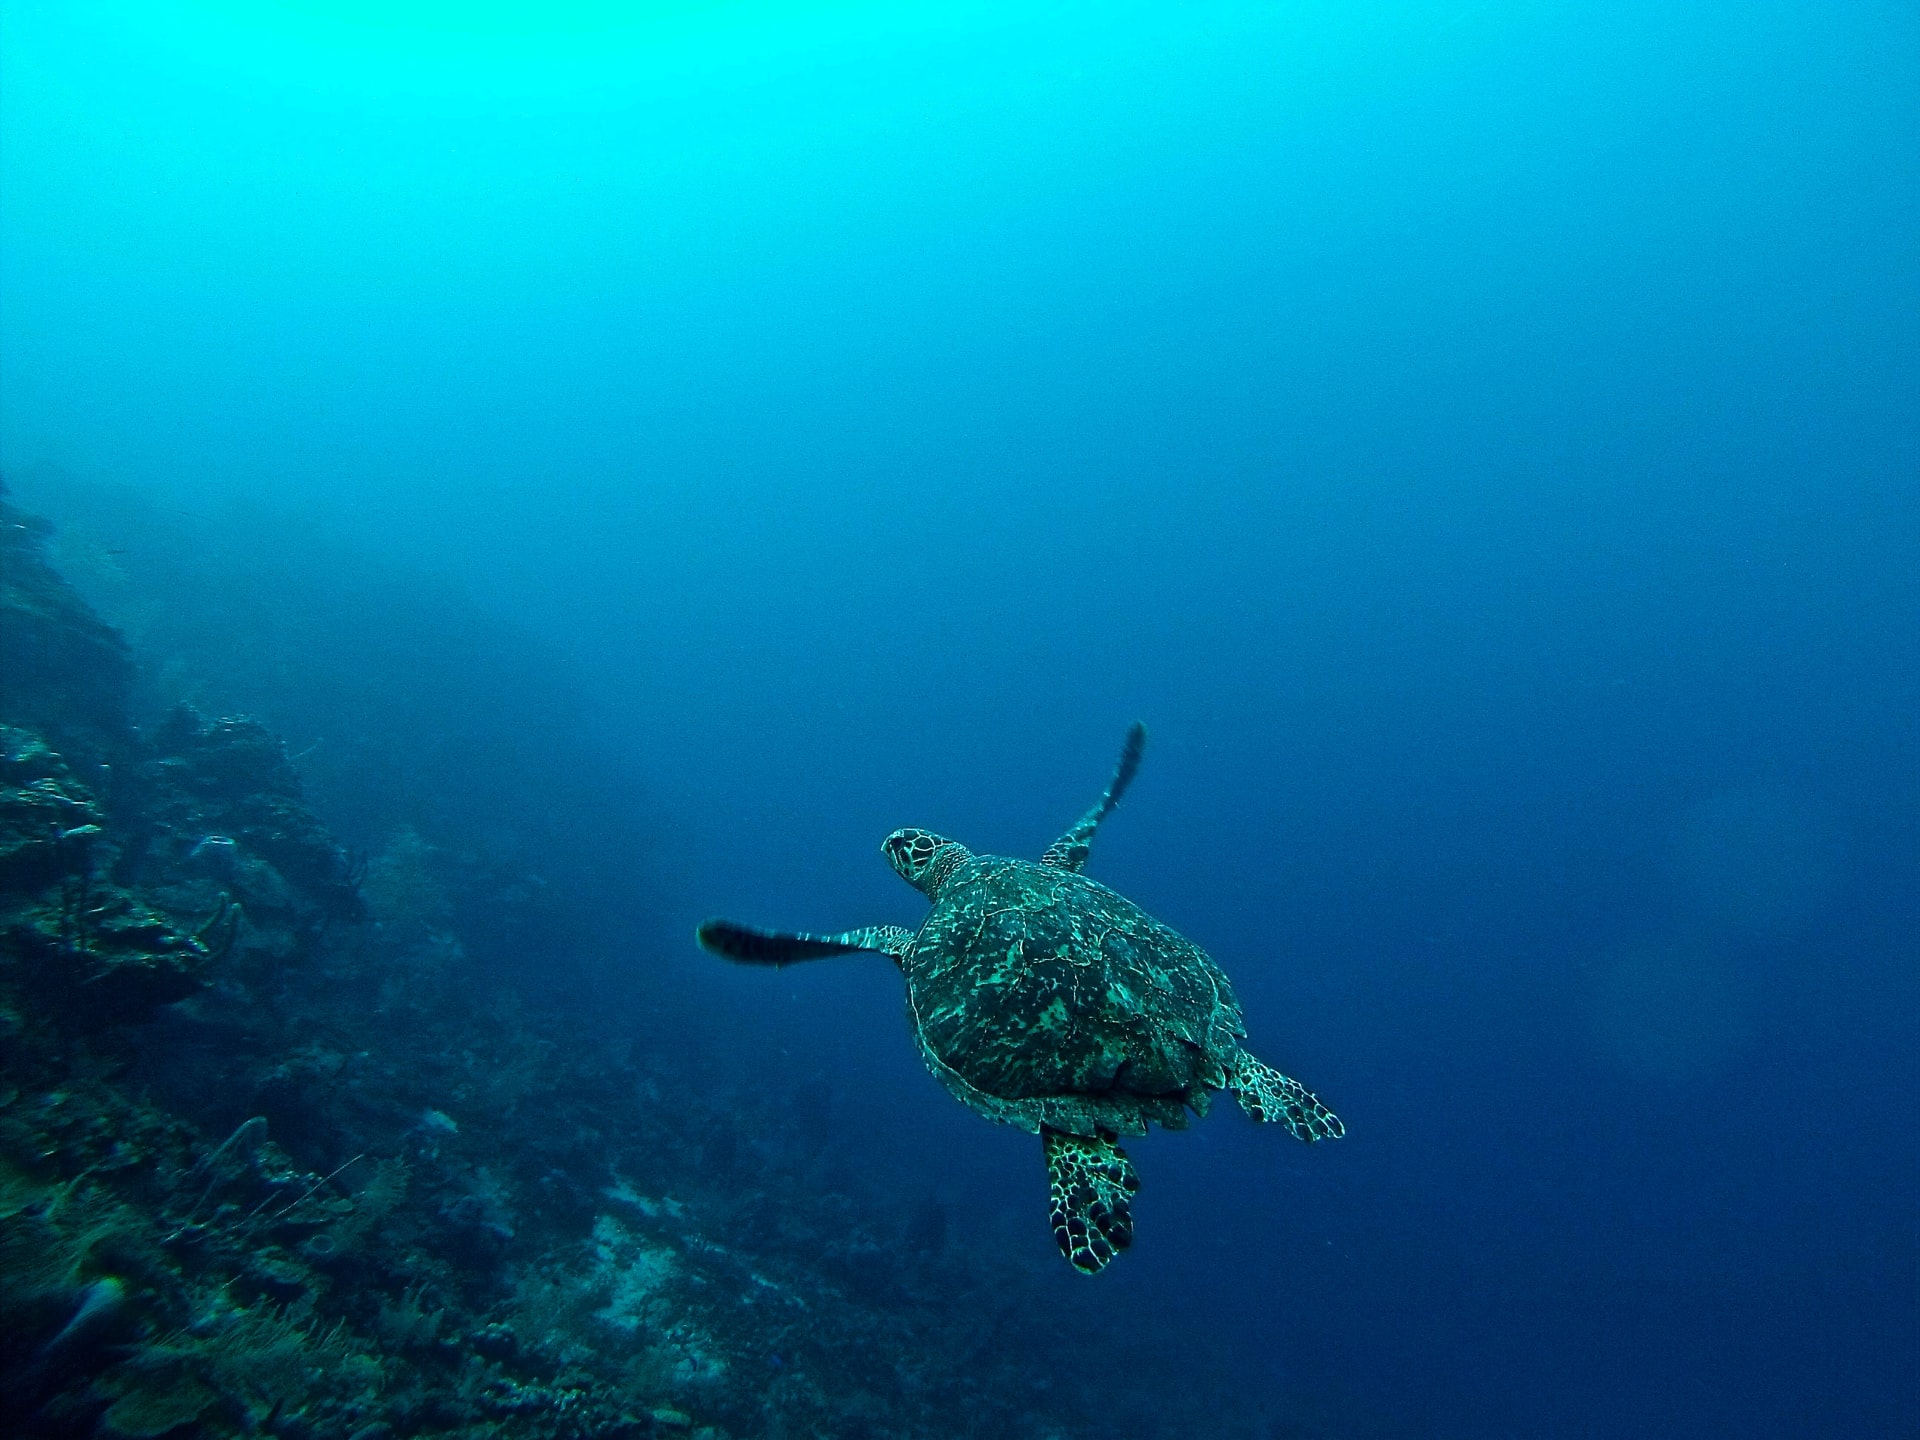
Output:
[[903, 853, 1246, 1138]]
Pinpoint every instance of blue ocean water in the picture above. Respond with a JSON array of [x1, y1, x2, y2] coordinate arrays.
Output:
[[2, 2, 1915, 1436]]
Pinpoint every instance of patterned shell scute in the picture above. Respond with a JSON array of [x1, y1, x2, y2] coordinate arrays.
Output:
[[903, 855, 1246, 1137]]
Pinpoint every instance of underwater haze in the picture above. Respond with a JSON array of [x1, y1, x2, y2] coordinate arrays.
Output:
[[3, 1, 1917, 1436]]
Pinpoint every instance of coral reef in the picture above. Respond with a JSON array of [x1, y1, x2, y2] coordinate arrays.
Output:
[[0, 481, 1219, 1440]]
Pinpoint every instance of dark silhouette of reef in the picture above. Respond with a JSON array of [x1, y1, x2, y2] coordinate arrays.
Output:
[[0, 481, 1216, 1440]]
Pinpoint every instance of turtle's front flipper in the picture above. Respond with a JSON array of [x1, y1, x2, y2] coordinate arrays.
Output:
[[1228, 1053, 1344, 1142], [1043, 1128, 1139, 1274], [697, 920, 913, 966], [1040, 721, 1147, 873]]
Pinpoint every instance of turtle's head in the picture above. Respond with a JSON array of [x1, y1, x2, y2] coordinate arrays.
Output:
[[882, 829, 969, 900]]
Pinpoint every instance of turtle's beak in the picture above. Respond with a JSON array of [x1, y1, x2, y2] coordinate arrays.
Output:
[[881, 828, 927, 887]]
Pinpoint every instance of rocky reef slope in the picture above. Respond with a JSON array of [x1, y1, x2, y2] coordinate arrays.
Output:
[[0, 482, 1205, 1440]]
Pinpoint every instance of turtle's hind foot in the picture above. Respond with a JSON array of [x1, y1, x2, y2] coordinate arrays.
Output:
[[1230, 1055, 1344, 1142], [1043, 1129, 1139, 1275]]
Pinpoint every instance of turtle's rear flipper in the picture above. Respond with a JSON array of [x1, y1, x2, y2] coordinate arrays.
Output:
[[697, 920, 913, 966], [1229, 1054, 1344, 1142], [1043, 1129, 1139, 1274]]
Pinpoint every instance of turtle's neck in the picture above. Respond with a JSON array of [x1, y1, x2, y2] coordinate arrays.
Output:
[[922, 843, 972, 902]]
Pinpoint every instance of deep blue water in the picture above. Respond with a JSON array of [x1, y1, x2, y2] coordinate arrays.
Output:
[[3, 2, 1916, 1435]]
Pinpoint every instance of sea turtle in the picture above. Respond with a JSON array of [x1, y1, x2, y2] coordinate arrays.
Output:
[[697, 724, 1343, 1274]]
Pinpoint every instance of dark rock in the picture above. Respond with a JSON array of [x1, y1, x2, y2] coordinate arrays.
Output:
[[0, 481, 135, 773], [129, 708, 365, 931]]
